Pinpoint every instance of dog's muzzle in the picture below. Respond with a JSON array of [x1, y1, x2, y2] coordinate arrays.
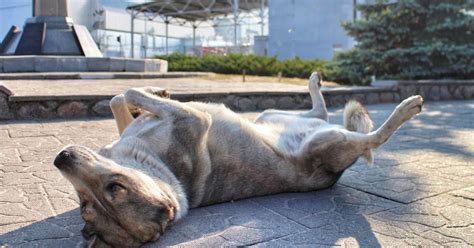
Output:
[[54, 150, 74, 169]]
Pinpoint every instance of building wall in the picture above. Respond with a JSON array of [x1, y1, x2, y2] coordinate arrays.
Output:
[[268, 0, 355, 60]]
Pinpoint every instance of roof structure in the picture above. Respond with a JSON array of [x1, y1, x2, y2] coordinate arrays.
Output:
[[127, 0, 265, 22], [126, 0, 267, 57]]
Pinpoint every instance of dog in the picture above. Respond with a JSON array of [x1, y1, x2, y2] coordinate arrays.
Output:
[[54, 72, 423, 247]]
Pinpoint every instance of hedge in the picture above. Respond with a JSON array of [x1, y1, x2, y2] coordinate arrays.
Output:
[[155, 53, 329, 80]]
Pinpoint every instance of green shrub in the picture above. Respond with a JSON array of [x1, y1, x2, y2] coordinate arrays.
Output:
[[155, 53, 329, 80], [330, 0, 474, 84]]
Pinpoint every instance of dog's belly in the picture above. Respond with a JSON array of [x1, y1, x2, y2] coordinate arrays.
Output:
[[196, 121, 340, 206]]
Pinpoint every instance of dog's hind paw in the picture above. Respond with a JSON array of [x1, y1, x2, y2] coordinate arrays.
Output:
[[397, 95, 424, 120]]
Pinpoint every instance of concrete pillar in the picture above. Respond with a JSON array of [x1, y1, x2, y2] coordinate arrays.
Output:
[[33, 0, 68, 17], [131, 13, 135, 58], [233, 0, 239, 52], [165, 17, 169, 55], [260, 0, 265, 35], [192, 23, 197, 55]]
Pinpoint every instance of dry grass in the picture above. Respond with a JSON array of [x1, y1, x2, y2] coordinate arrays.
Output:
[[201, 74, 341, 87]]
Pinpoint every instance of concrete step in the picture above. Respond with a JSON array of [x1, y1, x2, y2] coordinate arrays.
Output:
[[0, 71, 212, 80]]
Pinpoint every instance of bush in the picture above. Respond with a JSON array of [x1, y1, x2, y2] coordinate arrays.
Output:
[[155, 53, 329, 80]]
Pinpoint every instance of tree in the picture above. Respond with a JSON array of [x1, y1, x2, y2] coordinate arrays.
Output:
[[326, 0, 474, 85]]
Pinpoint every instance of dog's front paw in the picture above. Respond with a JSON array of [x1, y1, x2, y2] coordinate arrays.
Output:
[[143, 87, 170, 98]]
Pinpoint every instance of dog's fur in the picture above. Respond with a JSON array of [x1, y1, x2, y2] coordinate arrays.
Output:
[[54, 72, 423, 247]]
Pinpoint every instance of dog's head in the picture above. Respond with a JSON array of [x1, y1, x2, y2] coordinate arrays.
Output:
[[54, 145, 178, 247]]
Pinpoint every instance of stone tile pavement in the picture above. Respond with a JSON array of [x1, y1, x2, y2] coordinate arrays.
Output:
[[0, 78, 308, 97], [0, 100, 473, 247]]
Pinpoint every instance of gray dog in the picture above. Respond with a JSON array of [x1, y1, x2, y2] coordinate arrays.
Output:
[[54, 72, 423, 247]]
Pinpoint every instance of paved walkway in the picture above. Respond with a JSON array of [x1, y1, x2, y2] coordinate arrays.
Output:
[[0, 78, 308, 97], [0, 78, 366, 99], [0, 100, 473, 247]]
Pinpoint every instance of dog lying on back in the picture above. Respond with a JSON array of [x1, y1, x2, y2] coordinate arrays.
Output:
[[54, 72, 423, 247]]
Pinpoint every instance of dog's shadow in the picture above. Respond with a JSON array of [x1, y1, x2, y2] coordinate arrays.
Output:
[[156, 183, 387, 247], [0, 184, 385, 247]]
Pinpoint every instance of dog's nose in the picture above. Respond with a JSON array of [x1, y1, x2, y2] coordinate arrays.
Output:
[[54, 150, 74, 168]]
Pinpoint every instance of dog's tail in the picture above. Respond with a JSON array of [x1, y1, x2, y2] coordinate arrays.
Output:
[[344, 100, 374, 165]]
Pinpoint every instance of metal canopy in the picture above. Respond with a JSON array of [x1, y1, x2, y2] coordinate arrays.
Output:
[[127, 0, 263, 22], [126, 0, 267, 57]]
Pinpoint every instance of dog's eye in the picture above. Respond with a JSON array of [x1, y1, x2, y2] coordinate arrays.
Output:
[[106, 183, 125, 193]]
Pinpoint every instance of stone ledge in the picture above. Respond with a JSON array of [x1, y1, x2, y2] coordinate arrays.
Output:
[[5, 87, 399, 119], [0, 56, 168, 73], [397, 79, 474, 85]]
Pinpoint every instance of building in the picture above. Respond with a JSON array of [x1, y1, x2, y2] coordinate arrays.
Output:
[[1, 0, 265, 58], [2, 0, 387, 60], [267, 0, 355, 60]]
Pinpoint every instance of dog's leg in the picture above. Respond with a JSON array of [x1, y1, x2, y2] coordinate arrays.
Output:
[[369, 95, 423, 148], [301, 72, 328, 121], [110, 88, 170, 136], [124, 87, 208, 125], [254, 72, 328, 124], [124, 87, 212, 207], [110, 94, 134, 136], [299, 95, 423, 174]]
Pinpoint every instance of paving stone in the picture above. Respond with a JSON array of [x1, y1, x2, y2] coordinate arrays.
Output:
[[0, 148, 21, 163], [253, 184, 401, 228], [0, 219, 73, 245], [0, 100, 473, 247], [370, 188, 474, 247]]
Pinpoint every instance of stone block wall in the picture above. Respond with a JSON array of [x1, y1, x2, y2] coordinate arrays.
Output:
[[3, 89, 401, 120], [397, 80, 474, 101], [0, 80, 472, 120], [0, 86, 13, 119]]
